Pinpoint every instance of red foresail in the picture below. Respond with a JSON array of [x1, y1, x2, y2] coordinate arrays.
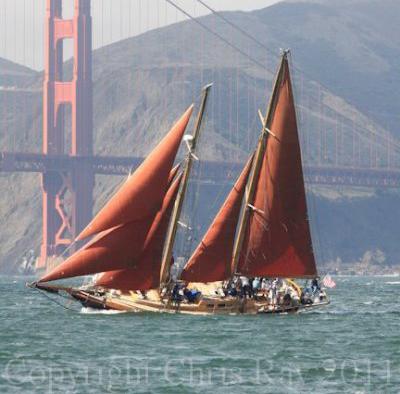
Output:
[[77, 105, 193, 241], [38, 106, 192, 284], [95, 174, 182, 291], [238, 58, 317, 278], [39, 173, 182, 284], [180, 157, 253, 283]]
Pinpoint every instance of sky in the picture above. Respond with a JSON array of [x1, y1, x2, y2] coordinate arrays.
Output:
[[0, 0, 281, 70]]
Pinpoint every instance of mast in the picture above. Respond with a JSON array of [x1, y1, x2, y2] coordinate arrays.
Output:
[[230, 51, 289, 276], [159, 84, 212, 287], [180, 155, 253, 283]]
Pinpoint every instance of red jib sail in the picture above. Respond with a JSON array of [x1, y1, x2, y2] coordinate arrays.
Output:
[[77, 105, 193, 241], [39, 172, 181, 284], [180, 157, 253, 283], [238, 57, 317, 278], [95, 174, 182, 291], [38, 107, 193, 283]]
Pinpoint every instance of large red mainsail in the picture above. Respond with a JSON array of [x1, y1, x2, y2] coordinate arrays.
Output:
[[95, 174, 182, 291], [180, 157, 253, 283], [238, 57, 317, 278], [77, 105, 193, 241]]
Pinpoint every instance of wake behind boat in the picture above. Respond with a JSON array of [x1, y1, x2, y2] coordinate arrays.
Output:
[[30, 51, 330, 315]]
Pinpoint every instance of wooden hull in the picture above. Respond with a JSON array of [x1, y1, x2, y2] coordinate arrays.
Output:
[[31, 283, 329, 315], [69, 288, 329, 315], [74, 290, 259, 315]]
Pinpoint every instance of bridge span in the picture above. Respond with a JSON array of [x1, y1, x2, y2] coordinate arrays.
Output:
[[1, 151, 399, 188]]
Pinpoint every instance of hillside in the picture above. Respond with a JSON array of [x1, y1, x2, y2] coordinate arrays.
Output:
[[1, 0, 400, 272], [0, 58, 38, 88], [260, 0, 400, 132]]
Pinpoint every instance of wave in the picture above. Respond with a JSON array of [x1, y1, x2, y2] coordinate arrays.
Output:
[[385, 281, 400, 285], [80, 307, 126, 315]]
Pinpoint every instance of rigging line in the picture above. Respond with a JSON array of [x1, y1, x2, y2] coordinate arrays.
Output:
[[163, 0, 268, 71], [194, 0, 276, 59], [58, 230, 86, 259], [192, 1, 311, 80], [190, 4, 391, 164], [32, 286, 79, 313], [172, 1, 397, 156], [194, 0, 399, 142]]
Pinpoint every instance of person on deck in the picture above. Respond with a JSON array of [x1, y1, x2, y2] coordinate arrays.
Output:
[[252, 277, 261, 297], [261, 278, 270, 298], [240, 276, 251, 298], [226, 280, 238, 297], [270, 279, 278, 305], [286, 285, 299, 306], [172, 283, 183, 304], [184, 288, 200, 303], [311, 278, 320, 294]]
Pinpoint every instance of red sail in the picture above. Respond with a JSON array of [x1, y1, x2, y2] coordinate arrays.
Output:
[[95, 174, 182, 291], [77, 105, 193, 241], [39, 173, 182, 284], [238, 58, 317, 278], [180, 157, 253, 283]]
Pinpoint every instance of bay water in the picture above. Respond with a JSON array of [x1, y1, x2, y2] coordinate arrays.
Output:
[[0, 276, 399, 393]]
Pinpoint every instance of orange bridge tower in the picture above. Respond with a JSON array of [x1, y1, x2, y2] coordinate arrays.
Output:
[[39, 0, 93, 269]]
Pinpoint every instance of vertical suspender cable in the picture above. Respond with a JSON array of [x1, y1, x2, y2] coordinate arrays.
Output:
[[109, 0, 112, 45], [236, 43, 239, 158], [118, 0, 122, 43], [13, 0, 16, 151], [129, 0, 132, 37], [163, 0, 167, 119]]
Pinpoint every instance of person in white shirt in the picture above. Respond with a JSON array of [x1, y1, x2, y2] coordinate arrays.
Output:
[[239, 276, 251, 298], [252, 277, 261, 296]]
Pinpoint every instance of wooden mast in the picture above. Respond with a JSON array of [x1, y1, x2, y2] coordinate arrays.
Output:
[[230, 51, 289, 276], [159, 84, 212, 288]]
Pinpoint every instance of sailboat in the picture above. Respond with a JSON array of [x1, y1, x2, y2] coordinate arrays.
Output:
[[180, 51, 329, 313], [30, 51, 329, 315]]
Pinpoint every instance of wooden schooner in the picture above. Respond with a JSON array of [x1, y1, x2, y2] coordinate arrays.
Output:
[[30, 52, 329, 315]]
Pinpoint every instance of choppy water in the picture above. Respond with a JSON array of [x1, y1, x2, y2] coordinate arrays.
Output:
[[0, 276, 399, 393]]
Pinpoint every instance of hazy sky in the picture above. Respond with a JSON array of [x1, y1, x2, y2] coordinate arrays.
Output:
[[0, 0, 281, 70]]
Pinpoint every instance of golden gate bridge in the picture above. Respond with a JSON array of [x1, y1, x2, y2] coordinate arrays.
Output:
[[0, 0, 399, 271]]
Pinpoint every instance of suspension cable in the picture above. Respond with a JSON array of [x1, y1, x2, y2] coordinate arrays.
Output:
[[165, 0, 400, 156], [164, 0, 267, 71], [195, 0, 276, 58]]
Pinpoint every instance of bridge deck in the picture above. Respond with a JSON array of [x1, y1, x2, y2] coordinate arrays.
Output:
[[1, 151, 400, 187]]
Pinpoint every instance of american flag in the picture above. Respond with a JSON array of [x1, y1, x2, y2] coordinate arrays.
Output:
[[322, 274, 336, 288]]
